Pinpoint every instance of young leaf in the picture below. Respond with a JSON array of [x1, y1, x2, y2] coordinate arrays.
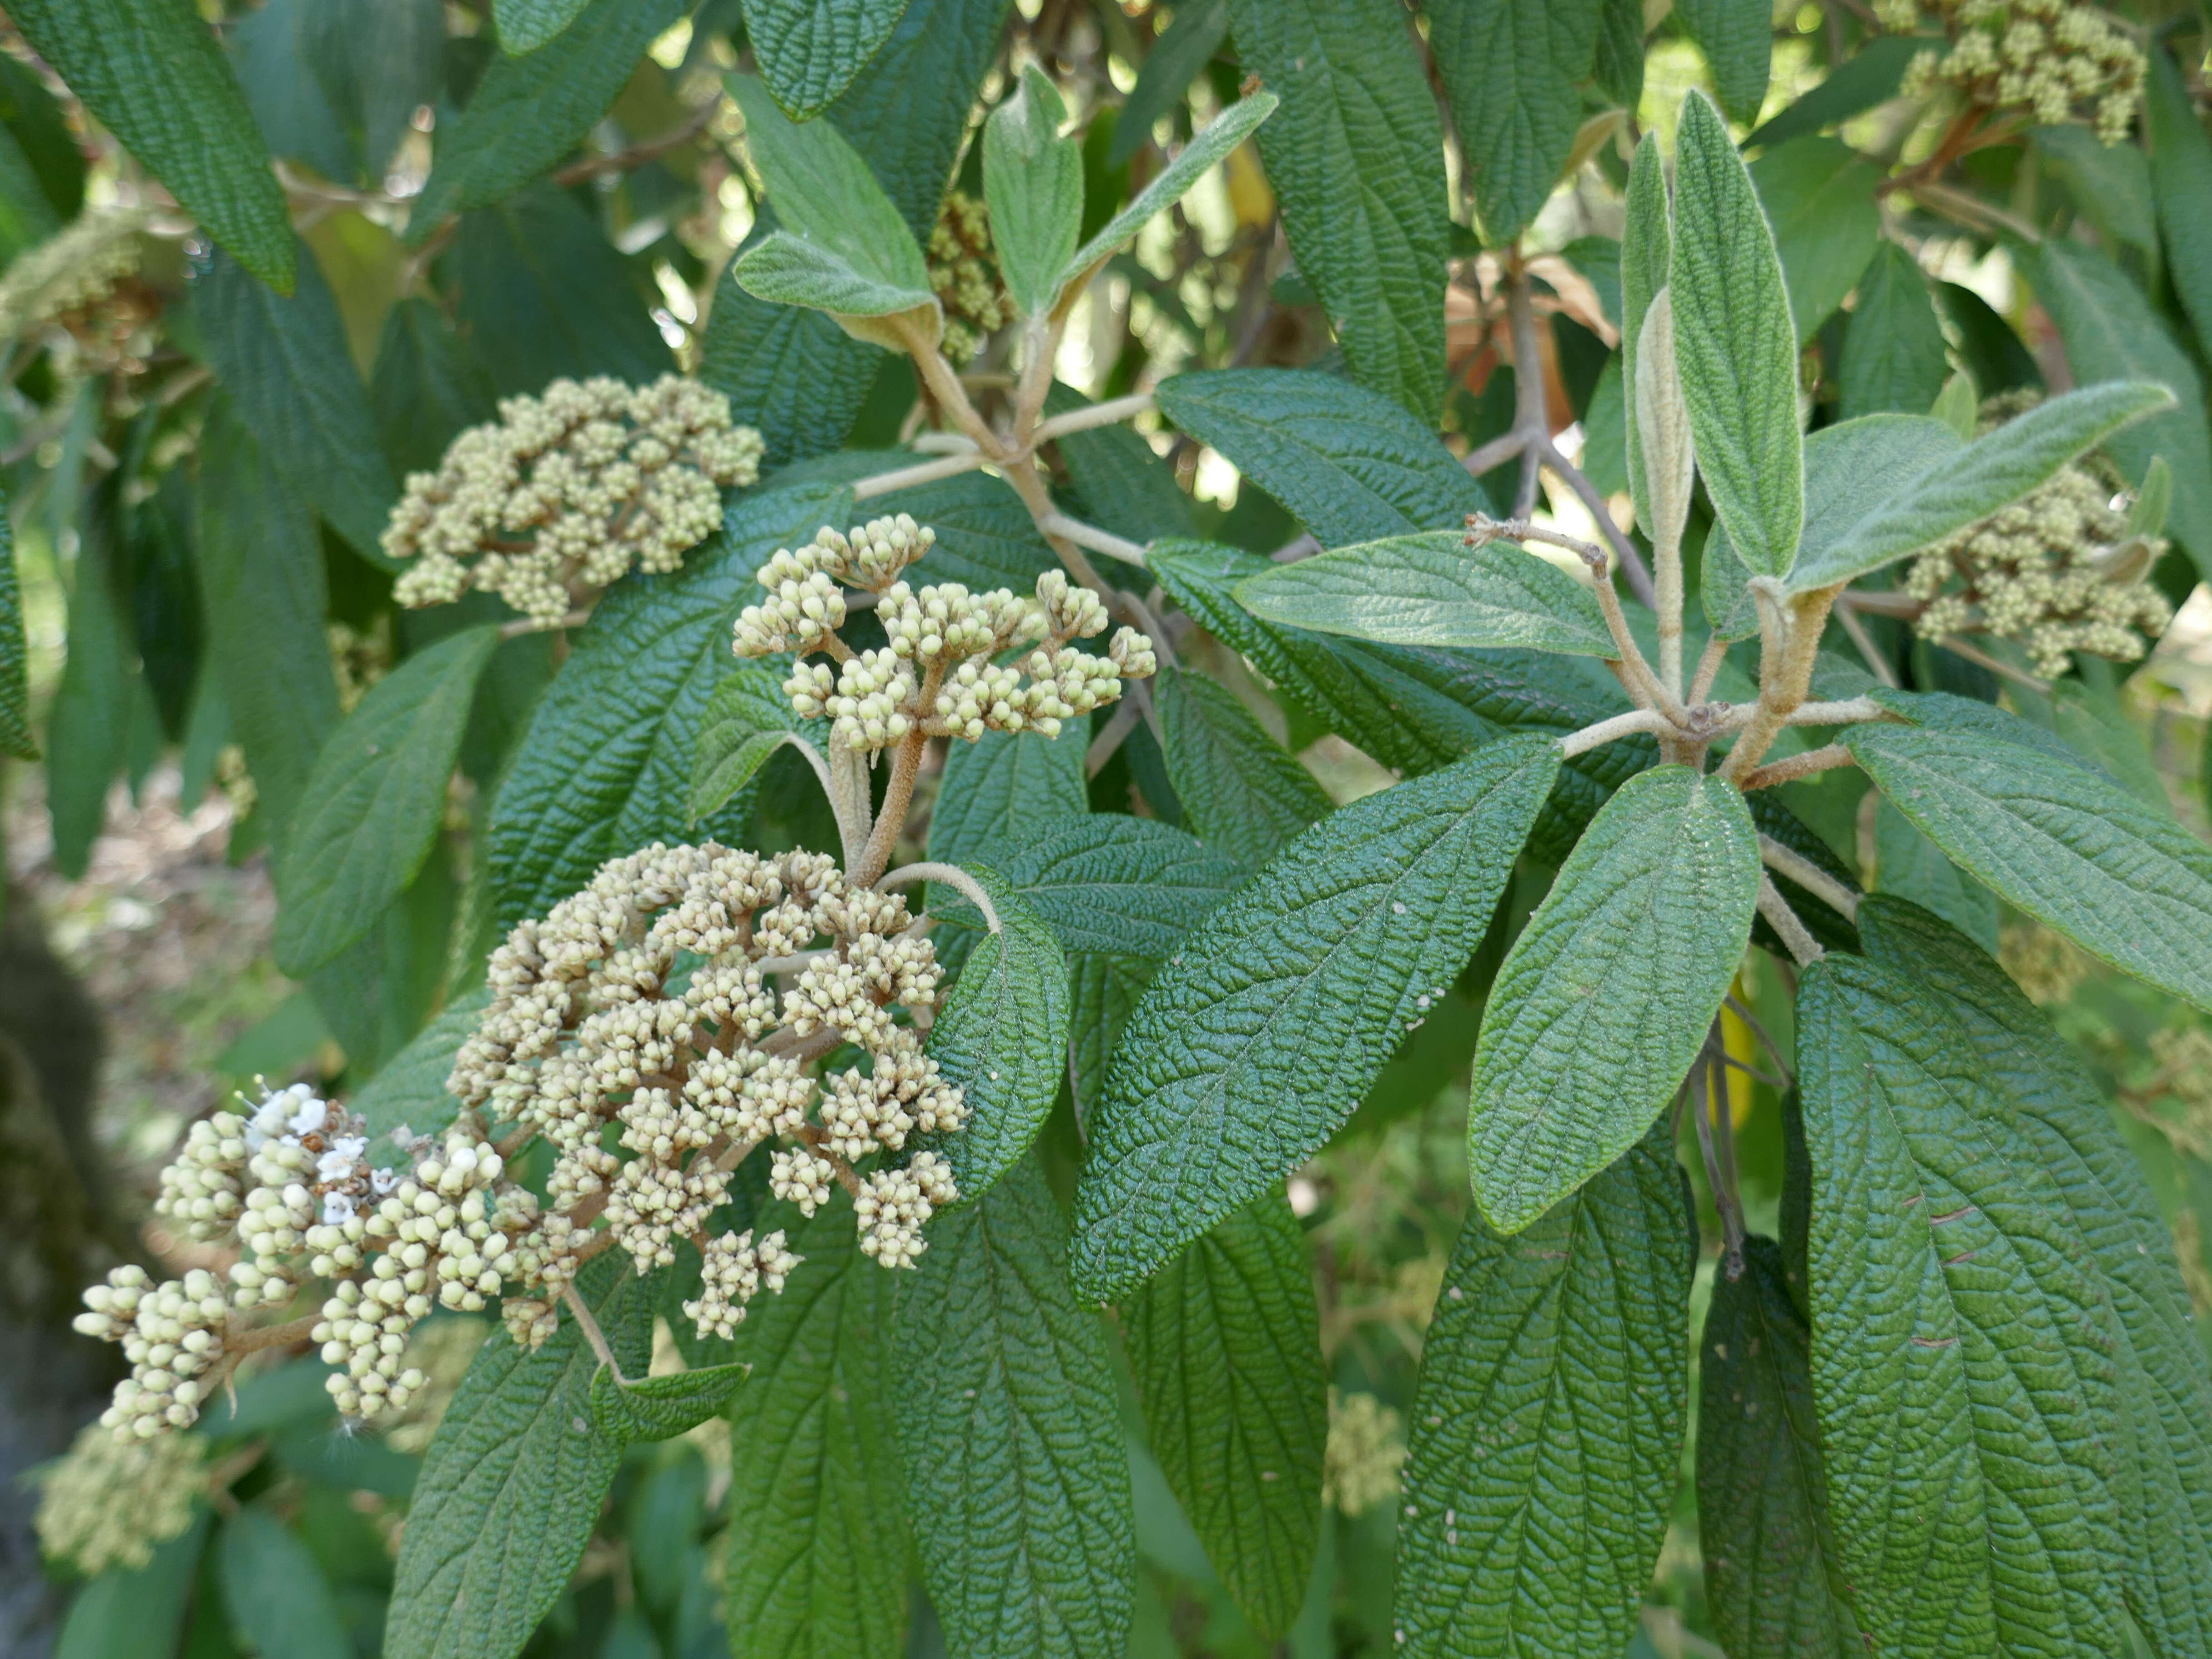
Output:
[[272, 624, 501, 978], [940, 817, 1245, 960], [1698, 1237, 1861, 1659], [1466, 764, 1760, 1235], [1839, 240, 1952, 421], [1846, 719, 2212, 1012], [1124, 1193, 1327, 1639], [588, 1360, 750, 1442], [746, 0, 914, 120], [894, 1156, 1136, 1659], [1396, 1124, 1691, 1659], [1670, 89, 1803, 578], [689, 659, 829, 824], [1224, 0, 1448, 419], [406, 0, 687, 235], [0, 490, 30, 760], [924, 874, 1070, 1206], [8, 0, 294, 290], [1748, 136, 1881, 340], [1857, 897, 2212, 1656], [700, 248, 885, 472], [1784, 381, 2172, 592], [1430, 0, 1602, 247], [1672, 0, 1770, 122], [725, 1199, 911, 1659], [1153, 369, 1488, 548], [1796, 954, 2125, 1659], [218, 1507, 351, 1659], [1234, 530, 1615, 656], [1070, 734, 1560, 1300], [1108, 0, 1229, 168], [492, 0, 591, 54], [927, 723, 1089, 869], [1156, 664, 1332, 872], [985, 66, 1083, 318], [1621, 133, 1671, 533], [387, 1252, 654, 1659]]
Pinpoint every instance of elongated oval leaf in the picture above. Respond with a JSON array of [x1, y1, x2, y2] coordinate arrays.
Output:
[[1840, 239, 1951, 420], [2149, 42, 2212, 353], [927, 722, 1088, 868], [1466, 764, 1759, 1234], [986, 65, 1082, 318], [748, 0, 913, 120], [689, 659, 827, 824], [1396, 1123, 1691, 1659], [730, 232, 940, 330], [218, 1507, 350, 1659], [55, 1514, 206, 1659], [1671, 89, 1802, 578], [1621, 132, 1671, 532], [1697, 1236, 1861, 1659], [273, 624, 500, 978], [0, 488, 30, 761], [1067, 96, 1276, 295], [1796, 953, 2124, 1658], [894, 1156, 1135, 1659], [1234, 531, 1614, 656], [925, 873, 1070, 1205], [1674, 0, 1770, 122], [492, 0, 591, 54], [940, 816, 1244, 960], [1156, 664, 1331, 872], [1749, 135, 1880, 341], [1125, 1193, 1327, 1639], [1847, 719, 2212, 1011], [1070, 734, 1560, 1299], [1431, 0, 1601, 246], [387, 1252, 653, 1659]]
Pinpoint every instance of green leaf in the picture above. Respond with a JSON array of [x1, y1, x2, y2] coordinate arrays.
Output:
[[1749, 136, 1881, 340], [2024, 237, 2212, 581], [1867, 684, 2109, 778], [407, 0, 686, 236], [1395, 1123, 1691, 1658], [0, 487, 29, 761], [1044, 381, 1198, 543], [1069, 953, 1156, 1120], [1125, 1192, 1326, 1638], [489, 477, 850, 928], [2148, 43, 2212, 353], [1154, 369, 1488, 548], [1156, 664, 1331, 871], [47, 540, 132, 878], [492, 0, 591, 53], [747, 0, 913, 119], [1224, 0, 1449, 419], [689, 659, 827, 824], [943, 817, 1245, 960], [1846, 719, 2212, 1011], [1784, 382, 2172, 593], [1745, 34, 1920, 149], [1071, 734, 1559, 1299], [1063, 90, 1277, 294], [1431, 0, 1602, 246], [588, 1359, 750, 1441], [1234, 530, 1615, 656], [699, 245, 885, 472], [1466, 764, 1760, 1235], [229, 0, 354, 186], [7, 0, 293, 290], [927, 724, 1089, 869], [2131, 455, 2173, 539], [1674, 0, 1770, 121], [218, 1506, 351, 1659], [387, 1252, 654, 1659], [726, 1198, 910, 1659], [1795, 952, 2125, 1658], [1621, 133, 1671, 532], [894, 1155, 1136, 1659], [925, 873, 1069, 1204], [1109, 0, 1229, 167], [0, 52, 84, 224], [731, 231, 943, 332], [1672, 90, 1803, 578], [369, 296, 498, 478], [1857, 896, 2212, 1658], [306, 0, 446, 182], [1696, 1236, 1860, 1659], [1874, 797, 1998, 955], [987, 65, 1083, 317], [1840, 239, 1951, 421], [1591, 0, 1646, 105], [351, 985, 490, 1146], [272, 625, 500, 977], [2037, 124, 2158, 268], [55, 1513, 207, 1659]]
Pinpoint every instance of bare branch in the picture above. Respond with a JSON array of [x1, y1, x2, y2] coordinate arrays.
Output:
[[1038, 511, 1149, 567], [851, 449, 987, 500], [1739, 741, 1855, 793], [1031, 392, 1156, 442], [1559, 707, 1674, 758]]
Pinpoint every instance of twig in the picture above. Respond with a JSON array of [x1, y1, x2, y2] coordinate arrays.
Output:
[[1725, 992, 1793, 1086], [1688, 634, 1730, 705], [753, 947, 840, 976], [1933, 635, 2052, 694], [1714, 1048, 1790, 1092], [500, 608, 591, 639], [1559, 708, 1674, 758], [1031, 392, 1156, 442], [1739, 741, 1855, 792], [559, 1283, 633, 1385], [1687, 1045, 1744, 1276], [1759, 834, 1860, 923], [1756, 873, 1826, 967], [1708, 1033, 1747, 1277], [1833, 600, 1900, 689], [1038, 511, 1149, 567], [853, 729, 928, 885], [876, 860, 1001, 931], [851, 449, 987, 500], [1086, 696, 1144, 776], [557, 100, 717, 186], [1480, 516, 1683, 720]]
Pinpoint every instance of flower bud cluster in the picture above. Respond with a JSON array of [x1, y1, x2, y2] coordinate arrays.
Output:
[[927, 191, 1013, 362], [1905, 400, 2172, 678], [1322, 1387, 1408, 1518], [386, 374, 766, 628], [685, 1227, 801, 1339], [733, 519, 1156, 751], [0, 207, 149, 348], [34, 1422, 205, 1575], [1885, 0, 2143, 142], [74, 1265, 232, 1439]]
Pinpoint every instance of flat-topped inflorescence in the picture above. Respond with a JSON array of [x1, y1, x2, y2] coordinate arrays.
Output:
[[1883, 0, 2145, 141]]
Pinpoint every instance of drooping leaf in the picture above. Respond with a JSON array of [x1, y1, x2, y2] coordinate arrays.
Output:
[[924, 873, 1070, 1205], [1109, 0, 1230, 168], [1846, 719, 2212, 1011], [1795, 953, 2125, 1658], [492, 0, 591, 54], [588, 1359, 750, 1442], [1671, 90, 1803, 578], [407, 0, 687, 235], [229, 0, 355, 185], [725, 1198, 911, 1659], [0, 487, 30, 761], [746, 0, 912, 118], [1124, 1193, 1327, 1639], [689, 659, 829, 824], [54, 1513, 206, 1659], [1744, 33, 1920, 149], [1070, 734, 1560, 1299], [1154, 369, 1488, 548], [986, 65, 1083, 318], [1465, 764, 1760, 1235], [272, 625, 500, 977], [305, 0, 445, 182], [386, 1252, 654, 1659], [218, 1507, 351, 1659], [47, 538, 132, 877], [1590, 0, 1646, 105], [893, 1155, 1136, 1659], [1858, 896, 2212, 1657], [1395, 1123, 1691, 1658], [1233, 530, 1615, 656], [0, 52, 84, 224], [8, 0, 294, 290], [1224, 0, 1449, 419], [1673, 0, 1771, 122], [927, 724, 1089, 869], [940, 817, 1245, 960], [1621, 133, 1670, 532], [1874, 796, 1998, 955], [1748, 136, 1881, 340], [2148, 43, 2212, 353], [1431, 0, 1602, 247], [369, 296, 498, 478], [729, 228, 941, 333], [1696, 1237, 1861, 1659], [1840, 239, 1951, 421], [1156, 664, 1331, 871]]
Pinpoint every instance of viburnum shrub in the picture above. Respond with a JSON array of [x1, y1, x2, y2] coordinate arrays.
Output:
[[16, 3, 2212, 1658]]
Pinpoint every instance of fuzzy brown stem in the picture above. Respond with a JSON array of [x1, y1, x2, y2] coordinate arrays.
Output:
[[1739, 742, 1855, 793]]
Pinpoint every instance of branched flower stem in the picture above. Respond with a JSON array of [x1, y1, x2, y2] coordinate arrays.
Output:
[[875, 861, 1003, 932]]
